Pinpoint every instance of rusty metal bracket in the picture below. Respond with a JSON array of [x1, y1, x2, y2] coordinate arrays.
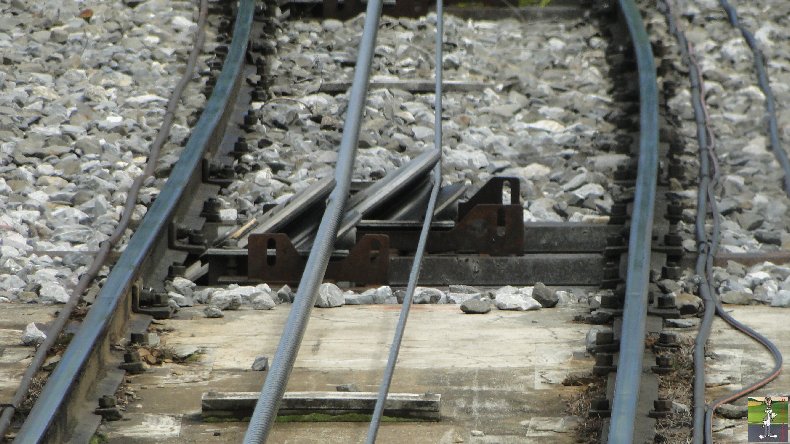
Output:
[[457, 176, 520, 219], [248, 233, 390, 285], [357, 176, 524, 255], [168, 222, 208, 254], [131, 282, 173, 320]]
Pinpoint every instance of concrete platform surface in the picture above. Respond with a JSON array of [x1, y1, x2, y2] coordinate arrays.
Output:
[[98, 303, 593, 443], [0, 304, 59, 405], [707, 306, 790, 443]]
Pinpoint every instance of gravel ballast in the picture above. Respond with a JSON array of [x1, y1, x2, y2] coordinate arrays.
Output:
[[0, 0, 218, 304]]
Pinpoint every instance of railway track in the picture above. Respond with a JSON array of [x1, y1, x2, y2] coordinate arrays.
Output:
[[1, 0, 787, 443]]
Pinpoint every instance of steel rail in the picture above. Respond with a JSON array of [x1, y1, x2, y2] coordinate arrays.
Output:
[[607, 1, 659, 442], [13, 1, 256, 441], [718, 0, 790, 196], [365, 0, 444, 441], [242, 1, 384, 441]]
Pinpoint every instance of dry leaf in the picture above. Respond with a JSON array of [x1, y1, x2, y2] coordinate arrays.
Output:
[[78, 8, 94, 22]]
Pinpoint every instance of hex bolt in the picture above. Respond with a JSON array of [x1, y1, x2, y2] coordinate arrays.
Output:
[[659, 332, 677, 345], [596, 330, 614, 346], [233, 139, 249, 154], [168, 264, 186, 278], [130, 332, 147, 345], [124, 350, 141, 364], [211, 164, 234, 180], [201, 197, 222, 222], [603, 263, 620, 280], [589, 398, 611, 417], [609, 203, 627, 224], [593, 353, 616, 375], [668, 142, 684, 156], [664, 229, 683, 247], [667, 158, 684, 178], [98, 395, 116, 409], [606, 234, 625, 246], [600, 293, 622, 310], [611, 203, 627, 217], [652, 355, 673, 374], [657, 294, 676, 309], [243, 112, 258, 129], [255, 58, 267, 75], [254, 3, 267, 17], [207, 58, 222, 70], [188, 230, 206, 246], [251, 87, 268, 102], [152, 292, 169, 307], [655, 332, 680, 351], [614, 164, 636, 181], [649, 398, 672, 418], [665, 203, 683, 223], [662, 262, 681, 280]]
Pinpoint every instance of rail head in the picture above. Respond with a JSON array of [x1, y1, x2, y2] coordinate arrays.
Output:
[[14, 1, 257, 442], [607, 0, 659, 443]]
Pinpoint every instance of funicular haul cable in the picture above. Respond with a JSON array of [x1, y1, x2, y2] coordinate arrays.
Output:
[[243, 0, 385, 442]]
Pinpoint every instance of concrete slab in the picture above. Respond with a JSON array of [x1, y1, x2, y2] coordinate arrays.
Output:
[[707, 306, 790, 443], [0, 304, 59, 405], [98, 303, 594, 443]]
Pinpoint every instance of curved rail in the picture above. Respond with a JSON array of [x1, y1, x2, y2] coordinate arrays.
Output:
[[607, 1, 659, 443], [14, 1, 256, 441]]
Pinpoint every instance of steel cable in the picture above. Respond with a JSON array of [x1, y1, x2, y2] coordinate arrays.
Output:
[[718, 0, 790, 196], [0, 0, 209, 438], [660, 2, 719, 442], [242, 1, 384, 442], [662, 1, 782, 442], [364, 1, 444, 442]]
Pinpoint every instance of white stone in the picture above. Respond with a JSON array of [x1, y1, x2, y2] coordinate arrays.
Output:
[[315, 283, 344, 308], [573, 183, 605, 200], [521, 163, 550, 180], [172, 16, 196, 31], [252, 293, 276, 310], [210, 290, 243, 310], [21, 322, 46, 345], [39, 282, 70, 304], [495, 293, 541, 311], [525, 120, 565, 133], [125, 94, 168, 105], [219, 208, 238, 222]]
